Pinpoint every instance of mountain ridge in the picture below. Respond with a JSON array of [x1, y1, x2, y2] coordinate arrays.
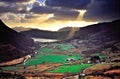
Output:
[[20, 28, 71, 40], [20, 20, 120, 40]]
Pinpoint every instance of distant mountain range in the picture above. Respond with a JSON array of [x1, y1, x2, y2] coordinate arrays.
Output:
[[0, 20, 37, 63], [20, 20, 120, 41], [13, 27, 31, 32], [20, 28, 72, 40]]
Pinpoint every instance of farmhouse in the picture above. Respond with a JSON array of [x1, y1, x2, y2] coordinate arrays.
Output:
[[66, 58, 75, 62]]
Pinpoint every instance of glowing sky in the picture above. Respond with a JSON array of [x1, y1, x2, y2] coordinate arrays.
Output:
[[0, 0, 119, 31]]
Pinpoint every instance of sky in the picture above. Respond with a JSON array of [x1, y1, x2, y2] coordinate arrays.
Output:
[[0, 0, 119, 31]]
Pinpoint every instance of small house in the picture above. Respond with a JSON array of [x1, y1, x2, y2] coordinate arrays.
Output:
[[66, 58, 75, 62]]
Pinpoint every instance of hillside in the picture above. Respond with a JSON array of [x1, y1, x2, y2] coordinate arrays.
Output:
[[70, 20, 120, 57], [0, 20, 37, 63]]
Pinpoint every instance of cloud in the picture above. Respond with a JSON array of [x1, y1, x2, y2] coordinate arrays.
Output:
[[46, 0, 91, 9], [0, 1, 30, 14], [83, 0, 120, 21], [0, 13, 25, 23], [0, 4, 27, 14], [0, 0, 34, 3], [0, 0, 36, 14], [53, 9, 79, 20], [30, 2, 55, 14], [30, 2, 79, 20], [24, 13, 38, 19]]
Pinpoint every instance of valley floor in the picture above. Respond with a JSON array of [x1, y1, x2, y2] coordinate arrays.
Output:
[[0, 42, 120, 79]]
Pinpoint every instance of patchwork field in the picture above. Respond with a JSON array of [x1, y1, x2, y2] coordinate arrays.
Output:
[[25, 54, 82, 66], [1, 43, 120, 79], [1, 43, 82, 70]]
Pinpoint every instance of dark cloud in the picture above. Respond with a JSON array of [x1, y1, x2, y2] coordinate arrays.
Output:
[[83, 0, 120, 21], [30, 2, 54, 14], [0, 0, 30, 3], [46, 0, 91, 9], [0, 6, 27, 14], [43, 10, 79, 23], [30, 5, 54, 14], [54, 9, 79, 20], [0, 2, 28, 14], [0, 0, 34, 14], [30, 2, 79, 20], [0, 6, 17, 13]]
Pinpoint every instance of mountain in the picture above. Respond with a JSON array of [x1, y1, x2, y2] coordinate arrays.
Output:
[[21, 20, 120, 42], [58, 27, 79, 32], [13, 27, 31, 32], [21, 29, 71, 40], [70, 20, 120, 56], [0, 20, 37, 63]]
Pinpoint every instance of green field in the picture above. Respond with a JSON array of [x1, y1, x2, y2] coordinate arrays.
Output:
[[37, 43, 75, 53], [56, 44, 74, 52], [22, 43, 82, 66], [48, 64, 92, 73], [1, 54, 82, 70], [25, 54, 82, 66], [1, 43, 82, 71], [37, 47, 58, 53]]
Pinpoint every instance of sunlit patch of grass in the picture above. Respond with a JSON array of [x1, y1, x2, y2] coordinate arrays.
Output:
[[48, 64, 92, 73], [24, 54, 82, 66]]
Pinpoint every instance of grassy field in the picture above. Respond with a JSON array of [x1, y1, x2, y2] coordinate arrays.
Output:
[[37, 43, 75, 53], [56, 43, 74, 52], [48, 64, 92, 73], [1, 54, 82, 70], [25, 54, 82, 66], [1, 43, 82, 71], [21, 43, 82, 66], [37, 47, 58, 53]]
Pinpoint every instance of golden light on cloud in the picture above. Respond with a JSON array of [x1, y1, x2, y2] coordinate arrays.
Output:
[[1, 10, 97, 31], [65, 21, 97, 27], [3, 17, 98, 31], [35, 20, 98, 31], [0, 0, 119, 32], [27, 0, 36, 4]]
